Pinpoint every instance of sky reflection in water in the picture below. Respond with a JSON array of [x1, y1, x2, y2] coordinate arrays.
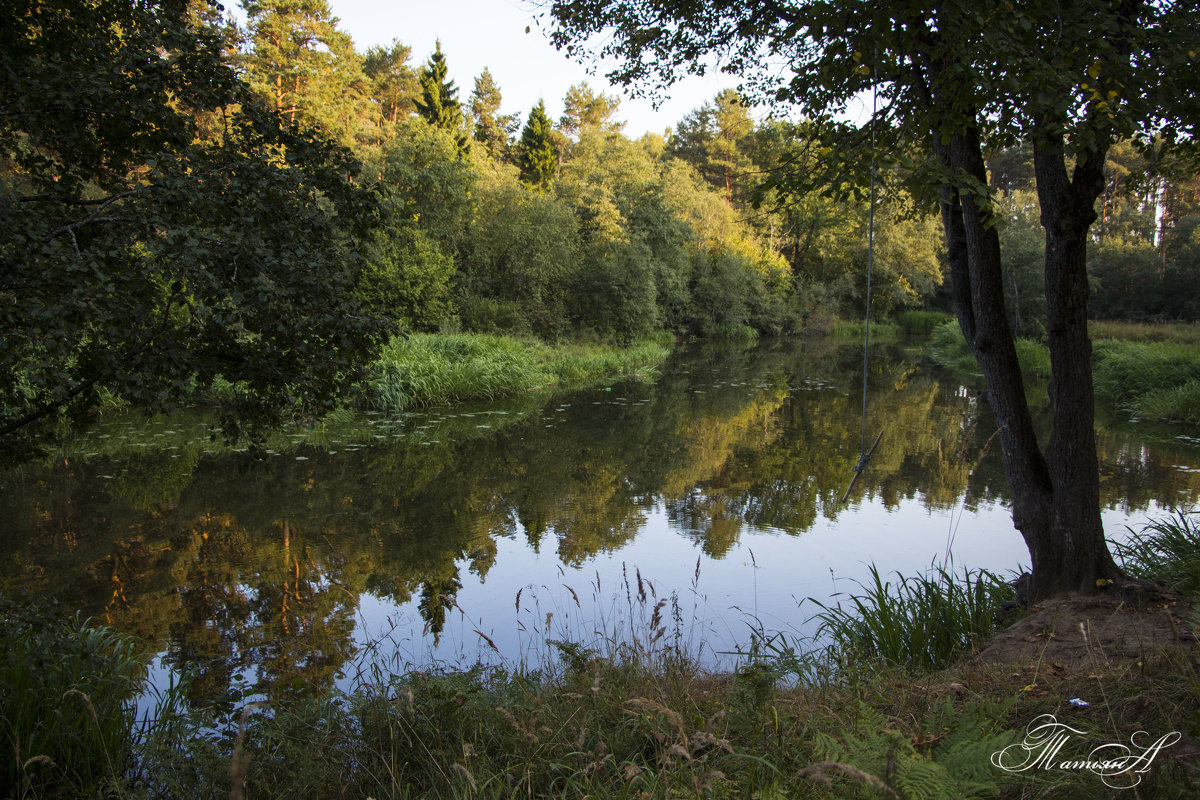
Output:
[[2, 339, 1197, 710]]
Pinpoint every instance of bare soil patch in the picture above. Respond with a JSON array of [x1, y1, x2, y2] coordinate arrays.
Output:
[[974, 584, 1197, 668]]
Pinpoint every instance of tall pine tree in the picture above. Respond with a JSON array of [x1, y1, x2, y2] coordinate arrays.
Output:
[[364, 38, 417, 129], [470, 67, 518, 159], [242, 0, 367, 145], [559, 82, 623, 139], [518, 100, 558, 190]]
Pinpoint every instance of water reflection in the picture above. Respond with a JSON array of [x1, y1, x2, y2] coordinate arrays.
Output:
[[2, 339, 1198, 710]]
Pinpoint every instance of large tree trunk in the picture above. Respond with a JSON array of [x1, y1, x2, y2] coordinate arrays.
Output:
[[932, 123, 1120, 601], [1033, 131, 1123, 596]]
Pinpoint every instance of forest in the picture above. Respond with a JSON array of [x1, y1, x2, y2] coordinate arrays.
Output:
[[4, 0, 1199, 459]]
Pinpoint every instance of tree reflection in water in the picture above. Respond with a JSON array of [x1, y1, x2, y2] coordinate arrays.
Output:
[[3, 340, 1197, 707]]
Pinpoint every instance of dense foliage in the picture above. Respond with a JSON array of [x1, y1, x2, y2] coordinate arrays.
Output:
[[0, 0, 389, 457], [3, 0, 1198, 457]]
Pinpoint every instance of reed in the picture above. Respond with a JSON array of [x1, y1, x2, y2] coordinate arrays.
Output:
[[1, 606, 145, 798], [897, 310, 954, 336], [831, 319, 902, 342], [1091, 319, 1200, 345]]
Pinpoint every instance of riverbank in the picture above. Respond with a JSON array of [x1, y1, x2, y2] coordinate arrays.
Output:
[[922, 319, 1200, 430], [365, 332, 673, 413], [7, 515, 1198, 799]]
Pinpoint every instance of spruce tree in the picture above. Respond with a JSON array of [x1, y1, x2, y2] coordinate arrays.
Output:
[[518, 100, 558, 190], [414, 41, 468, 154], [415, 41, 461, 129]]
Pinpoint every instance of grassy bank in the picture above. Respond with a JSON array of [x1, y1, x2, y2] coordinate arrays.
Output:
[[9, 514, 1199, 798], [924, 319, 1200, 428], [366, 332, 673, 413], [833, 311, 954, 343]]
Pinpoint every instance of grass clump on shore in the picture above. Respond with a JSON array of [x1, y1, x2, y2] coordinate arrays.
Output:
[[1113, 511, 1200, 594], [1093, 339, 1200, 426], [367, 333, 672, 413], [808, 564, 1016, 673], [923, 320, 1200, 428], [898, 310, 955, 336], [1, 607, 145, 799], [1091, 319, 1200, 345], [831, 319, 902, 342], [8, 547, 1200, 799]]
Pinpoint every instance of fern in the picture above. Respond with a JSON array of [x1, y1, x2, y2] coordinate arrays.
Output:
[[802, 700, 1020, 799]]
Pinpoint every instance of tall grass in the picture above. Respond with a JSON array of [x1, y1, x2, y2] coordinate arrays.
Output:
[[1, 607, 145, 799], [923, 322, 1200, 428], [831, 319, 901, 342], [1093, 339, 1200, 426], [8, 552, 1200, 798], [808, 564, 1016, 673], [1091, 319, 1200, 345], [897, 310, 954, 336], [367, 333, 671, 413], [1112, 511, 1200, 594]]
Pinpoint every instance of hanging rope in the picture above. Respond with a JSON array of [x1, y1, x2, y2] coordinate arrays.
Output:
[[842, 51, 884, 506]]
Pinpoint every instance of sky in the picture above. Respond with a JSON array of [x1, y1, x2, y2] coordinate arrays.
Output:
[[321, 0, 743, 137]]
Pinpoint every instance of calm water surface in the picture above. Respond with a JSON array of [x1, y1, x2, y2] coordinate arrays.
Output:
[[3, 339, 1198, 709]]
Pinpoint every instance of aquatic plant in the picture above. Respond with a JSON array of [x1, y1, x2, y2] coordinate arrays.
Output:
[[367, 333, 670, 413]]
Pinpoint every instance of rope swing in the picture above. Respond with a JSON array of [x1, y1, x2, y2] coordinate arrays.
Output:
[[841, 51, 884, 506]]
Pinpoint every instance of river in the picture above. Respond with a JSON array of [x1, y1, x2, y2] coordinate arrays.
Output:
[[2, 338, 1197, 711]]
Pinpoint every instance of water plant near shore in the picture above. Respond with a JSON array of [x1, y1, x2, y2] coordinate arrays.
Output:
[[1113, 511, 1200, 594], [5, 549, 1199, 798], [366, 333, 671, 412], [807, 564, 1016, 674], [924, 320, 1200, 430], [1, 606, 144, 799]]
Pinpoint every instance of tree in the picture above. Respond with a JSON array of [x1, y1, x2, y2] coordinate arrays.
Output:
[[470, 68, 519, 159], [242, 0, 368, 145], [559, 82, 624, 139], [0, 0, 388, 457], [549, 0, 1200, 599], [413, 42, 463, 136], [363, 39, 418, 128], [518, 100, 559, 190], [669, 90, 755, 205]]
